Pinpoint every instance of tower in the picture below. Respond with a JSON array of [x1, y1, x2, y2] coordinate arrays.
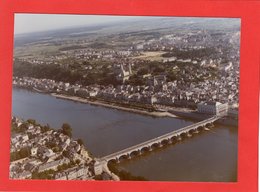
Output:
[[128, 64, 132, 75]]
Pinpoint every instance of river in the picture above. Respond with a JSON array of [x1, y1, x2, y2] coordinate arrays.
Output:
[[12, 88, 238, 181]]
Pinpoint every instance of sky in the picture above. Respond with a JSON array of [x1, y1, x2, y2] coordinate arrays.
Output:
[[14, 14, 141, 35], [14, 14, 239, 35]]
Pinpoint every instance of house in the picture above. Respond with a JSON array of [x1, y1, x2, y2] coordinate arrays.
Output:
[[14, 171, 32, 179], [55, 165, 87, 180], [38, 158, 70, 173]]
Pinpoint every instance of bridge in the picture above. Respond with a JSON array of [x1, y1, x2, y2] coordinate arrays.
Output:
[[97, 115, 222, 165]]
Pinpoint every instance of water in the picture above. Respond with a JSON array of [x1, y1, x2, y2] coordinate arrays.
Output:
[[12, 88, 238, 181]]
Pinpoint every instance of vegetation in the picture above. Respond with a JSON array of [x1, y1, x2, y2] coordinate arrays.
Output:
[[13, 60, 120, 86], [11, 122, 27, 133], [93, 174, 103, 180], [61, 123, 72, 137], [56, 160, 76, 172], [77, 139, 84, 146], [41, 124, 51, 133], [107, 162, 147, 181], [59, 45, 87, 51], [32, 169, 55, 179], [10, 147, 30, 162], [13, 48, 218, 87], [161, 48, 217, 60]]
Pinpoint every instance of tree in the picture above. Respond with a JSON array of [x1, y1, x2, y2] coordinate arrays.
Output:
[[46, 141, 56, 149], [62, 150, 70, 158], [75, 159, 81, 165], [57, 165, 62, 172], [41, 124, 50, 133], [19, 147, 30, 158], [167, 72, 177, 81], [27, 119, 36, 125], [137, 67, 149, 76], [61, 123, 72, 137], [19, 123, 28, 132], [77, 139, 84, 146], [53, 147, 60, 153], [153, 66, 164, 74]]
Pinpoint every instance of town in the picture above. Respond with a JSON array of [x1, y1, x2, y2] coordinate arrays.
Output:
[[13, 18, 240, 113]]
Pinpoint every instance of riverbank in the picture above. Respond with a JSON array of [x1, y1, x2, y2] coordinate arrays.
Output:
[[51, 93, 178, 118]]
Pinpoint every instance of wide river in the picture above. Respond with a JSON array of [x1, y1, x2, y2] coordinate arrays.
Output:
[[12, 88, 238, 182]]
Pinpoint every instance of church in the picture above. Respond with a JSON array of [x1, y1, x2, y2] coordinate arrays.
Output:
[[116, 64, 133, 83]]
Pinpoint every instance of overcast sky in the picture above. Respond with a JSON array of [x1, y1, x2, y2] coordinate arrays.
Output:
[[14, 14, 141, 34]]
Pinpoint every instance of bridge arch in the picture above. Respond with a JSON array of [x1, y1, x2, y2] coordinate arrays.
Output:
[[151, 142, 160, 149], [141, 146, 150, 153], [130, 150, 140, 157], [108, 159, 117, 164], [119, 154, 128, 161], [161, 139, 169, 146], [205, 123, 211, 127], [188, 129, 196, 134], [171, 136, 178, 142], [197, 126, 204, 131], [180, 132, 188, 138]]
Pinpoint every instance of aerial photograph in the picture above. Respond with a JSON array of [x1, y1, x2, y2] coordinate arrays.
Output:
[[10, 14, 240, 182]]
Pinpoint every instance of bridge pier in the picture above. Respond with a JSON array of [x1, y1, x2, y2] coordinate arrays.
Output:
[[194, 129, 199, 134], [208, 123, 214, 128]]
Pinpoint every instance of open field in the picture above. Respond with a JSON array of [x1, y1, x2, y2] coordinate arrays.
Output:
[[132, 51, 166, 61]]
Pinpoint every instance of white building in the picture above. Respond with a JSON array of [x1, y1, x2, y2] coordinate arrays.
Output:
[[94, 161, 103, 175], [197, 101, 228, 115], [31, 147, 38, 156]]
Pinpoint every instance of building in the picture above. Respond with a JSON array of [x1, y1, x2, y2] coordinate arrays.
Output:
[[197, 101, 228, 115], [31, 147, 38, 156], [94, 161, 103, 175], [147, 75, 167, 87], [38, 158, 70, 173], [116, 64, 133, 83], [55, 165, 87, 180]]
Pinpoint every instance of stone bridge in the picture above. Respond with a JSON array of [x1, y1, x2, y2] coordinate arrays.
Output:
[[98, 115, 221, 164]]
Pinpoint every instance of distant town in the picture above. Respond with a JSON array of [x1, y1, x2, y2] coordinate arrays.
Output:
[[11, 16, 240, 181]]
